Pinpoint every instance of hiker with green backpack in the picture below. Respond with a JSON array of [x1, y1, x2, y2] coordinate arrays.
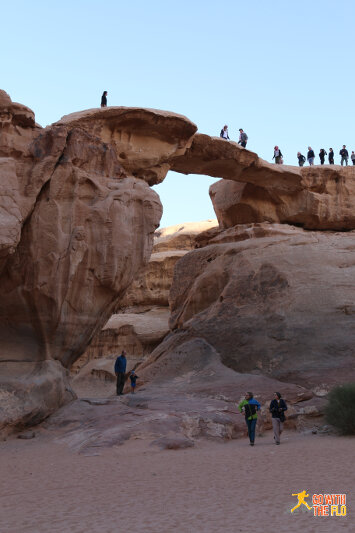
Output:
[[238, 392, 261, 446]]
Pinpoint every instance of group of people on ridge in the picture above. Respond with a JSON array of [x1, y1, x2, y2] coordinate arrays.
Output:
[[297, 146, 355, 167], [219, 122, 354, 167], [102, 95, 354, 167], [238, 391, 287, 446]]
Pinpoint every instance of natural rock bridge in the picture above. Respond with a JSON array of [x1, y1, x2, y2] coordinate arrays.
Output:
[[1, 90, 354, 436]]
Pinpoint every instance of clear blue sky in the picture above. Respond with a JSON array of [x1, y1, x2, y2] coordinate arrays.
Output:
[[2, 0, 354, 227]]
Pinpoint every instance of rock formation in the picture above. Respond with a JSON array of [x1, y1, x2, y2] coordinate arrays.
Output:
[[161, 223, 355, 389], [172, 133, 355, 230], [72, 220, 218, 382], [1, 88, 354, 440], [0, 92, 198, 434]]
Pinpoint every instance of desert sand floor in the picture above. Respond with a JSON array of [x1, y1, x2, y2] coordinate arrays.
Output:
[[0, 430, 353, 533]]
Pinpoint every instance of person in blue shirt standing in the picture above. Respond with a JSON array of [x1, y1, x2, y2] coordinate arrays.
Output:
[[238, 392, 261, 446], [114, 350, 127, 395]]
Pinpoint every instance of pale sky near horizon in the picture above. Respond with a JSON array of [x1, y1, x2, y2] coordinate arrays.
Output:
[[2, 0, 354, 227]]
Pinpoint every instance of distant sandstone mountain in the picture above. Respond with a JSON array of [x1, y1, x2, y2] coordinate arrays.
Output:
[[72, 220, 218, 382]]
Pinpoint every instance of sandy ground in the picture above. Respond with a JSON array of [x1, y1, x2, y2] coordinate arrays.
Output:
[[0, 429, 353, 533]]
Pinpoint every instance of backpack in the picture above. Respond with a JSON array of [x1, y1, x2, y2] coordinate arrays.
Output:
[[244, 403, 257, 418], [241, 132, 248, 142]]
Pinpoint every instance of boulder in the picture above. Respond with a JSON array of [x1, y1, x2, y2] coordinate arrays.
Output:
[[161, 224, 355, 389], [210, 169, 355, 230]]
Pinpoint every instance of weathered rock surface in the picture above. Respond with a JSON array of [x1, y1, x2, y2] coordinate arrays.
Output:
[[210, 169, 355, 230], [154, 224, 355, 390], [1, 93, 191, 433], [0, 360, 74, 437], [73, 221, 217, 376], [56, 107, 197, 185]]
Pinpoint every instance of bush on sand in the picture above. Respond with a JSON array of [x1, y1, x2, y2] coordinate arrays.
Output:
[[325, 383, 355, 435]]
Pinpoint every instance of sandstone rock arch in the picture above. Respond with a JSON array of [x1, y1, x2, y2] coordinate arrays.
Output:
[[1, 89, 355, 435]]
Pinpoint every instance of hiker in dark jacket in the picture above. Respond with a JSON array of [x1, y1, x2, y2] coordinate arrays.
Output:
[[269, 392, 287, 445], [238, 128, 248, 148], [238, 392, 261, 446], [297, 152, 306, 167], [273, 146, 283, 164], [340, 145, 349, 166], [101, 91, 108, 108], [307, 147, 315, 165], [220, 125, 230, 140], [114, 350, 127, 395], [328, 148, 334, 164], [319, 149, 327, 165]]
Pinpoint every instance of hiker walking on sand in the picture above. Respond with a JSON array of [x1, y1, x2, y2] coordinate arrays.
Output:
[[328, 148, 334, 164], [297, 152, 306, 167], [114, 350, 127, 395], [269, 392, 287, 445], [238, 128, 248, 148], [307, 147, 315, 165], [238, 392, 261, 446], [340, 145, 349, 166], [319, 148, 327, 165], [101, 91, 108, 108], [220, 125, 230, 140], [273, 146, 283, 164]]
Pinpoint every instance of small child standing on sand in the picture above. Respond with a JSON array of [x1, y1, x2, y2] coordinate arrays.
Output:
[[129, 371, 139, 394]]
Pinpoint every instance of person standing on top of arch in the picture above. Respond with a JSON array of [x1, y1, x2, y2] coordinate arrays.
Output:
[[273, 146, 283, 164], [319, 148, 327, 165], [101, 91, 108, 108], [307, 147, 315, 165], [238, 128, 248, 148], [220, 125, 230, 140]]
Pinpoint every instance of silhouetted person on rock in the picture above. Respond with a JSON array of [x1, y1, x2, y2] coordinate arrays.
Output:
[[114, 350, 127, 395], [340, 145, 349, 166], [269, 392, 287, 445], [297, 152, 306, 166], [238, 392, 261, 446], [220, 125, 230, 140], [273, 146, 283, 164], [307, 147, 315, 165], [319, 149, 327, 165], [328, 148, 334, 164], [101, 91, 108, 108], [238, 128, 248, 148], [351, 151, 355, 165]]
